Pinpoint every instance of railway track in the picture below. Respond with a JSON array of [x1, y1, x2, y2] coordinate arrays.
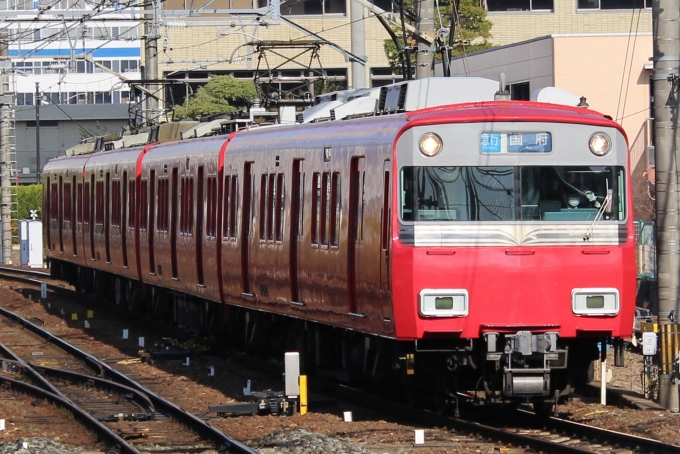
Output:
[[1, 266, 678, 453], [0, 278, 257, 454]]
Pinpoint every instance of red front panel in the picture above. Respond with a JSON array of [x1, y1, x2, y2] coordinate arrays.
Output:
[[391, 239, 636, 340]]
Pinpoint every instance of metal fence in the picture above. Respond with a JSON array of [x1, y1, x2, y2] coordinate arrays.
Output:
[[635, 220, 657, 280]]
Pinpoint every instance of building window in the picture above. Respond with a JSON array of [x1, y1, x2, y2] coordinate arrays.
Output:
[[487, 0, 553, 11], [577, 0, 650, 8], [282, 0, 345, 15]]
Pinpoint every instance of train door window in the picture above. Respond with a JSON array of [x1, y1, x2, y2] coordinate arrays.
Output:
[[330, 172, 340, 247], [275, 174, 284, 242], [104, 172, 111, 263], [140, 179, 148, 231], [95, 180, 104, 226], [259, 175, 267, 241], [311, 173, 320, 246], [320, 172, 329, 246], [381, 163, 390, 251], [206, 175, 217, 239], [157, 178, 169, 233], [230, 176, 238, 238], [89, 175, 95, 260], [171, 168, 179, 279], [223, 174, 238, 239], [267, 174, 276, 241], [72, 176, 78, 256], [128, 180, 135, 229], [83, 180, 90, 225], [148, 171, 156, 274], [111, 180, 121, 227], [50, 181, 57, 221], [196, 166, 205, 286], [180, 177, 194, 235], [58, 177, 64, 253], [77, 182, 83, 224], [223, 175, 231, 239], [63, 182, 72, 227], [121, 173, 128, 267]]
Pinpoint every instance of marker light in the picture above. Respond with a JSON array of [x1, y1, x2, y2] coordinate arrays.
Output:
[[419, 133, 443, 157], [589, 132, 612, 156]]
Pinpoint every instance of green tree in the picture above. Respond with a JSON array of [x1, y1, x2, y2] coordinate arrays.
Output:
[[14, 184, 43, 220], [384, 0, 493, 75], [173, 75, 257, 120]]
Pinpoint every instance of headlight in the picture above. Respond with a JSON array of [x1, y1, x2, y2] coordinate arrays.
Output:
[[572, 288, 619, 316], [420, 289, 468, 317], [419, 133, 443, 157], [589, 132, 611, 156]]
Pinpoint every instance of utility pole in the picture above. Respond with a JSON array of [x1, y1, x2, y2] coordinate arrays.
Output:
[[35, 82, 40, 183], [0, 30, 11, 265], [144, 0, 159, 125], [415, 0, 435, 79], [654, 0, 680, 411], [350, 0, 367, 89]]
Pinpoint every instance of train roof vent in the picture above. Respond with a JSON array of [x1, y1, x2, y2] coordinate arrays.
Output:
[[300, 100, 343, 123], [65, 141, 96, 156], [181, 119, 225, 139], [400, 77, 498, 111], [107, 132, 150, 150], [381, 82, 407, 113], [314, 88, 363, 105], [296, 112, 304, 123], [531, 87, 581, 107], [330, 97, 378, 120]]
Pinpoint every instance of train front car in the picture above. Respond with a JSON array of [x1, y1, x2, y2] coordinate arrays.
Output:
[[391, 101, 636, 409]]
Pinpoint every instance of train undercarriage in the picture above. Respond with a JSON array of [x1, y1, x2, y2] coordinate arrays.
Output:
[[50, 259, 622, 415]]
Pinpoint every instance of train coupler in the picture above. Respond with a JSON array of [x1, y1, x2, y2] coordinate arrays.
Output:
[[503, 368, 551, 397]]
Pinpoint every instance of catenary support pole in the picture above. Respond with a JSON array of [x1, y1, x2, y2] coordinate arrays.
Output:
[[415, 0, 434, 79], [654, 0, 680, 411], [350, 0, 367, 89], [0, 30, 11, 265]]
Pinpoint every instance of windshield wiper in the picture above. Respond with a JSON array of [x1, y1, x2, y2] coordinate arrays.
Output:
[[583, 190, 612, 241]]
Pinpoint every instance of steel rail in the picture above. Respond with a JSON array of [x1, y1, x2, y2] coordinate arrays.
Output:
[[0, 283, 259, 454], [0, 368, 140, 453]]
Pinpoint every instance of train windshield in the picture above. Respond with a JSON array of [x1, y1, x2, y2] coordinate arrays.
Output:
[[400, 166, 625, 222]]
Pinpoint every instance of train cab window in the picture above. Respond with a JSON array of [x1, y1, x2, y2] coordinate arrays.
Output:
[[399, 165, 625, 222]]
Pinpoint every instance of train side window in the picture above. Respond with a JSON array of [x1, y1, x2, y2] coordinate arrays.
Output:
[[111, 180, 120, 227], [128, 180, 135, 229], [330, 172, 340, 247], [157, 178, 169, 233], [259, 174, 267, 241], [275, 173, 284, 242], [320, 172, 329, 246], [311, 173, 320, 246], [222, 175, 231, 239]]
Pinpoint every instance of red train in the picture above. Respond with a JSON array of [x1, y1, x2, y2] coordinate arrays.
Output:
[[44, 77, 636, 411]]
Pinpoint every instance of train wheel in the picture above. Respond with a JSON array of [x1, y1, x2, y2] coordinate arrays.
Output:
[[532, 399, 555, 419]]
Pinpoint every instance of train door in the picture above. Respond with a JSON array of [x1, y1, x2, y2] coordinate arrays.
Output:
[[241, 162, 253, 295], [88, 174, 95, 260], [196, 165, 205, 286], [121, 172, 128, 267], [347, 156, 365, 315], [105, 172, 111, 263], [380, 160, 392, 321], [71, 176, 77, 256], [58, 176, 64, 253], [290, 159, 303, 303], [171, 167, 179, 279], [149, 169, 156, 274]]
